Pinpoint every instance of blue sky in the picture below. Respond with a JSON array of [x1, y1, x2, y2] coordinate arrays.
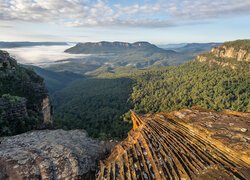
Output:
[[0, 0, 250, 44]]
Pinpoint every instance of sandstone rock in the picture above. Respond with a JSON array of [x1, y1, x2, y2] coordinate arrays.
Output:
[[97, 110, 250, 179], [40, 96, 52, 125], [0, 130, 105, 179], [211, 45, 250, 62], [196, 40, 250, 69], [171, 107, 250, 158], [241, 128, 248, 133]]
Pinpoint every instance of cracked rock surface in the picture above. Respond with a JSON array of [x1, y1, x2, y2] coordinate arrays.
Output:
[[97, 109, 250, 179], [0, 129, 105, 180]]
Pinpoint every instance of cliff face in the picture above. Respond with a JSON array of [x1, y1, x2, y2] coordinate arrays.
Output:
[[196, 40, 250, 69], [40, 96, 51, 125], [211, 46, 250, 62], [0, 50, 52, 136], [65, 41, 159, 54], [97, 109, 250, 179]]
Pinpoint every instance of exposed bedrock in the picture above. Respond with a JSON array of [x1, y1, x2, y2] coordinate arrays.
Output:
[[0, 129, 111, 180], [97, 108, 250, 180]]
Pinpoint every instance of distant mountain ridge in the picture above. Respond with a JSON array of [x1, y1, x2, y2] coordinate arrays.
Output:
[[0, 42, 68, 48], [61, 41, 192, 70], [63, 41, 192, 69], [162, 42, 221, 52], [65, 41, 165, 54]]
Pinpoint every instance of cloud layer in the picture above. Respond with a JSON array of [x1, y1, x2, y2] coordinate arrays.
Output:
[[0, 0, 250, 27]]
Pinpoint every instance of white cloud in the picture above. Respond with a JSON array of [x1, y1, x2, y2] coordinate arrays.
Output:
[[0, 0, 249, 27], [166, 0, 250, 20]]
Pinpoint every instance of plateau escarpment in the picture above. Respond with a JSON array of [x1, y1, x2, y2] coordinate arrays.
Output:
[[0, 50, 52, 136], [65, 41, 162, 54], [97, 109, 250, 179], [196, 40, 250, 69], [64, 41, 189, 68], [211, 40, 250, 61]]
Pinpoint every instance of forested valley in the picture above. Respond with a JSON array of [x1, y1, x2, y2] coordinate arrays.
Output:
[[53, 60, 250, 139]]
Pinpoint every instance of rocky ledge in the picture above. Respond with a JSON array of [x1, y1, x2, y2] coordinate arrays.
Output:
[[97, 108, 250, 179], [0, 129, 109, 180]]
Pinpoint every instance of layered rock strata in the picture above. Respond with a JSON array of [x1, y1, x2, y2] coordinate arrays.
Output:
[[196, 40, 250, 69], [97, 109, 250, 179]]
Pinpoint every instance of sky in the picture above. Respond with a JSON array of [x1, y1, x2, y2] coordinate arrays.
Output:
[[0, 0, 250, 44]]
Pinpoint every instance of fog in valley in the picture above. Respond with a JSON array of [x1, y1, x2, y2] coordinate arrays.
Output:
[[1, 45, 91, 67]]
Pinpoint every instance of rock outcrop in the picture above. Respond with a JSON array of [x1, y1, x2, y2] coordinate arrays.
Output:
[[97, 108, 250, 179], [211, 46, 250, 62], [0, 130, 107, 179], [41, 97, 52, 125], [0, 50, 52, 136], [0, 50, 17, 69], [196, 40, 250, 69], [210, 40, 250, 62]]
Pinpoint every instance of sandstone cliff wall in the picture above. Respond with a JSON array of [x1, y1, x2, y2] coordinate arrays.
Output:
[[195, 41, 250, 69], [211, 46, 250, 62], [40, 96, 52, 126]]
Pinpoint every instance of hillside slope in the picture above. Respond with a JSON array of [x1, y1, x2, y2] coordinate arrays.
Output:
[[132, 40, 250, 113], [31, 66, 84, 94]]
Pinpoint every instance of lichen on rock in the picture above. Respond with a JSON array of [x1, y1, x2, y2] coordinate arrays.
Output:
[[0, 130, 106, 179]]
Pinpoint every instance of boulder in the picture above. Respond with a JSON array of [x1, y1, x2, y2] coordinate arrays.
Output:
[[0, 129, 106, 179]]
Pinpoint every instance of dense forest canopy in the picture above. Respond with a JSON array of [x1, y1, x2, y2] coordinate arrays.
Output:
[[53, 77, 133, 139], [223, 40, 250, 51], [131, 61, 250, 113]]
